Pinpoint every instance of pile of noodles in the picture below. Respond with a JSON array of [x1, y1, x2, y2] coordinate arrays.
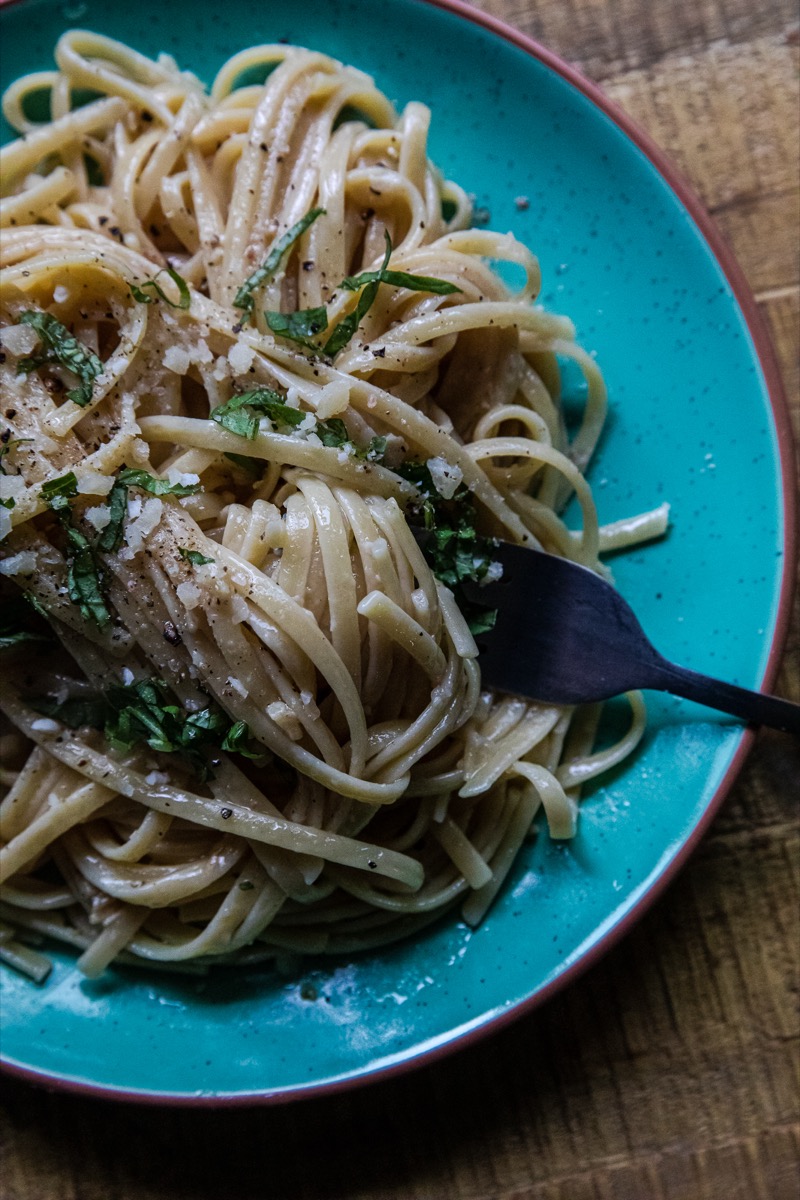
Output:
[[0, 33, 665, 980]]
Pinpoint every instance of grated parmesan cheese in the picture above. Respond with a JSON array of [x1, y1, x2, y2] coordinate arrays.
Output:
[[120, 496, 163, 558], [1, 323, 39, 356], [267, 701, 303, 739], [77, 470, 114, 497], [0, 475, 26, 506], [0, 550, 37, 576], [229, 594, 250, 624], [227, 341, 254, 374], [426, 456, 463, 500], [163, 346, 191, 375], [166, 468, 200, 488], [84, 504, 111, 531], [176, 580, 202, 610], [315, 378, 350, 419]]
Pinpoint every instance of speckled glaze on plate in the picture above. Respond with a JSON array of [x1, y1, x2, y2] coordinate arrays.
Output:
[[0, 0, 794, 1105]]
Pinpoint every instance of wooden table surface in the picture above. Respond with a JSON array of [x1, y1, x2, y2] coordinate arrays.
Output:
[[2, 2, 798, 1198]]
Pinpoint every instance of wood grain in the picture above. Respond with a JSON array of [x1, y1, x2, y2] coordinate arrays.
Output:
[[1, 2, 798, 1198]]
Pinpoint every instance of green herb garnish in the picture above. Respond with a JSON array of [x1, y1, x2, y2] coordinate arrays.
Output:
[[264, 231, 461, 359], [64, 525, 111, 626], [40, 472, 110, 625], [210, 388, 382, 460], [265, 306, 329, 352], [40, 471, 79, 510], [18, 311, 103, 407], [234, 208, 325, 317], [116, 468, 201, 497], [324, 232, 461, 356], [224, 452, 261, 477], [95, 478, 128, 553], [129, 267, 191, 310], [210, 387, 306, 440], [397, 459, 498, 635], [221, 719, 264, 760], [94, 469, 200, 555], [178, 547, 214, 566], [33, 678, 266, 779]]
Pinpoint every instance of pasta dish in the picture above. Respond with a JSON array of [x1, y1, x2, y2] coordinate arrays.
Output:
[[0, 34, 666, 981]]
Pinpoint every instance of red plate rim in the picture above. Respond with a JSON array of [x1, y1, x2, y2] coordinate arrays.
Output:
[[1, 0, 796, 1108]]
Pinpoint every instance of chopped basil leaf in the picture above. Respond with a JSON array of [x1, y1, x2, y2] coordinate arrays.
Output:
[[18, 310, 103, 407], [40, 472, 79, 525], [396, 459, 498, 634], [65, 525, 111, 626], [117, 468, 201, 497], [264, 231, 460, 358], [178, 547, 213, 566], [95, 479, 128, 553], [322, 235, 392, 357], [340, 234, 461, 295], [265, 306, 329, 352], [129, 266, 191, 309], [211, 387, 306, 440], [33, 679, 268, 779], [234, 208, 325, 316], [40, 471, 78, 510], [0, 497, 14, 510], [221, 719, 264, 760], [324, 232, 460, 356], [224, 452, 261, 477], [314, 417, 350, 449], [40, 472, 110, 625], [466, 607, 497, 636]]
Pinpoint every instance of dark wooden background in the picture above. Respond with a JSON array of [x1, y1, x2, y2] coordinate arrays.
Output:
[[2, 1, 798, 1196]]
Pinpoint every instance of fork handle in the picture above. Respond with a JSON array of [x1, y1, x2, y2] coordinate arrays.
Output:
[[646, 658, 800, 735]]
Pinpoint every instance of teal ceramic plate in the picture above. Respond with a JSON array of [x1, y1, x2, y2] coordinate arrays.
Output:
[[0, 0, 794, 1104]]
